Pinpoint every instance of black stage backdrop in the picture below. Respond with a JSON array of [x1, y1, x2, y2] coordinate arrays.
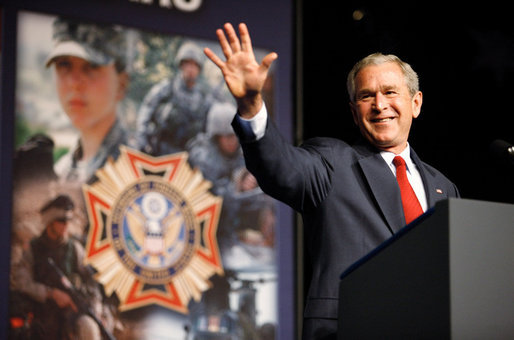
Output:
[[302, 1, 514, 205]]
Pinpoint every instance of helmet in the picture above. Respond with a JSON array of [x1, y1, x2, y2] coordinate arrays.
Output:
[[175, 41, 204, 68], [206, 102, 237, 136]]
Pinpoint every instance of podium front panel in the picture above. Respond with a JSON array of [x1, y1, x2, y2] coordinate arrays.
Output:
[[338, 199, 514, 339]]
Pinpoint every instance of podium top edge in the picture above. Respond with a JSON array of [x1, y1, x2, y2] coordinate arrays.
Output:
[[339, 206, 436, 280]]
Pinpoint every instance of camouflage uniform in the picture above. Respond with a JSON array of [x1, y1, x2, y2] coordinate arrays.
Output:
[[54, 119, 127, 184], [135, 41, 225, 155], [186, 101, 245, 195], [187, 132, 245, 196], [10, 195, 104, 340]]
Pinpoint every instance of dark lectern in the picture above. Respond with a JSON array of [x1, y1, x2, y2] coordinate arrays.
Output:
[[338, 198, 514, 339]]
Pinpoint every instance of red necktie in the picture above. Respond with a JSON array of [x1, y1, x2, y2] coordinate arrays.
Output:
[[393, 156, 423, 224]]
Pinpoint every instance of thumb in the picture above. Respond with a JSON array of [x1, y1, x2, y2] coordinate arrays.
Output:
[[261, 52, 278, 70]]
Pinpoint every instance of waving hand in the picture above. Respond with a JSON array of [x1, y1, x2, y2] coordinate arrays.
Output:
[[204, 23, 277, 118]]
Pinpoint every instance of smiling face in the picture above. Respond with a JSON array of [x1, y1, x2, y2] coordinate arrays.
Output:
[[350, 62, 422, 154]]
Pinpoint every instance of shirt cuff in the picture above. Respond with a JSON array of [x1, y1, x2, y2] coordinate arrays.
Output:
[[233, 104, 268, 142]]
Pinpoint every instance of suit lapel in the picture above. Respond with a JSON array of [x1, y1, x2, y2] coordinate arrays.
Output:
[[410, 149, 437, 207], [357, 151, 406, 234]]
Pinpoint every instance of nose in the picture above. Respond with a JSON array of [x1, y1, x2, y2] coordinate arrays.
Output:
[[62, 67, 87, 90], [70, 69, 85, 87], [372, 92, 387, 112]]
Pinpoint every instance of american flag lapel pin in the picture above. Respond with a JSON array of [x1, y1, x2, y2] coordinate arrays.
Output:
[[436, 189, 443, 194]]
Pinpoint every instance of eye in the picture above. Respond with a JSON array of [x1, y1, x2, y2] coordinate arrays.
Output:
[[54, 58, 72, 72], [357, 92, 372, 101], [81, 62, 106, 80], [82, 62, 102, 73], [85, 63, 102, 71]]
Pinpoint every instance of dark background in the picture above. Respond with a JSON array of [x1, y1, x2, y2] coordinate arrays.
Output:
[[301, 1, 514, 205]]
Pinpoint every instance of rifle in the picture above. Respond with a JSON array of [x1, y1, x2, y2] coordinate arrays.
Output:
[[47, 257, 116, 340]]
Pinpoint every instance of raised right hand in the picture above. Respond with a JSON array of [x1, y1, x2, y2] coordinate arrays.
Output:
[[204, 23, 277, 118]]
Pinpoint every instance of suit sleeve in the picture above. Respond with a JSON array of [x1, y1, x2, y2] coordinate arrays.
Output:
[[232, 116, 335, 212]]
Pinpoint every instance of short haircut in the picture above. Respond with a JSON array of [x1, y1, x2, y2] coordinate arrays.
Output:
[[346, 53, 419, 102]]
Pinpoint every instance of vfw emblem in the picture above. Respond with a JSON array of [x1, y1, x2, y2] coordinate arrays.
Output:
[[83, 146, 223, 313]]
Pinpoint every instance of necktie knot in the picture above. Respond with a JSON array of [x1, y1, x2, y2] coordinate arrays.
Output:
[[393, 155, 406, 169]]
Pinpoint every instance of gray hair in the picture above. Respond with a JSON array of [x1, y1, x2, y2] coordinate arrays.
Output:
[[346, 53, 419, 102]]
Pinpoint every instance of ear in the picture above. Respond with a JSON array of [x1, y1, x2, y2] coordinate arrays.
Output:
[[411, 91, 423, 119]]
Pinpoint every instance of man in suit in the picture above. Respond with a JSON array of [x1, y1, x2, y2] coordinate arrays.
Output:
[[204, 23, 459, 339]]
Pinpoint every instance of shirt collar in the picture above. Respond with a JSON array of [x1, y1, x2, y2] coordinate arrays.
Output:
[[380, 143, 415, 173]]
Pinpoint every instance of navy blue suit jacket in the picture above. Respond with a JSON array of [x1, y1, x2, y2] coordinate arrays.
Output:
[[233, 117, 460, 339]]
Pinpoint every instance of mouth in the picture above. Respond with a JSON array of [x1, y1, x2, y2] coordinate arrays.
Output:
[[68, 99, 87, 108], [371, 117, 395, 123]]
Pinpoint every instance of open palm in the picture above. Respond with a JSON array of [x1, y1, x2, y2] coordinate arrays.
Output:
[[204, 23, 277, 117]]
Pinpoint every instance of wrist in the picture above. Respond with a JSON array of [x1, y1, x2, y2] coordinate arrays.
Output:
[[237, 93, 263, 119]]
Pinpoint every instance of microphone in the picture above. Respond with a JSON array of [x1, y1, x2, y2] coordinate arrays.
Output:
[[489, 139, 514, 166]]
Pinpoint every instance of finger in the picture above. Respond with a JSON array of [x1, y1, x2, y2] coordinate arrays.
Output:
[[204, 47, 225, 69], [216, 28, 233, 59], [239, 23, 253, 55], [260, 52, 278, 70], [224, 22, 241, 53]]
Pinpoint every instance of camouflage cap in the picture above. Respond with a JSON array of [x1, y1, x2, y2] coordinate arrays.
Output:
[[45, 17, 127, 71]]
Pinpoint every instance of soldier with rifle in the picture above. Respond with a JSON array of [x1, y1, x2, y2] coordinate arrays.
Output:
[[10, 195, 115, 340]]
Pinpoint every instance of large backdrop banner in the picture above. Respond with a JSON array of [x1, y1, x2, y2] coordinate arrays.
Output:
[[1, 1, 294, 339]]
